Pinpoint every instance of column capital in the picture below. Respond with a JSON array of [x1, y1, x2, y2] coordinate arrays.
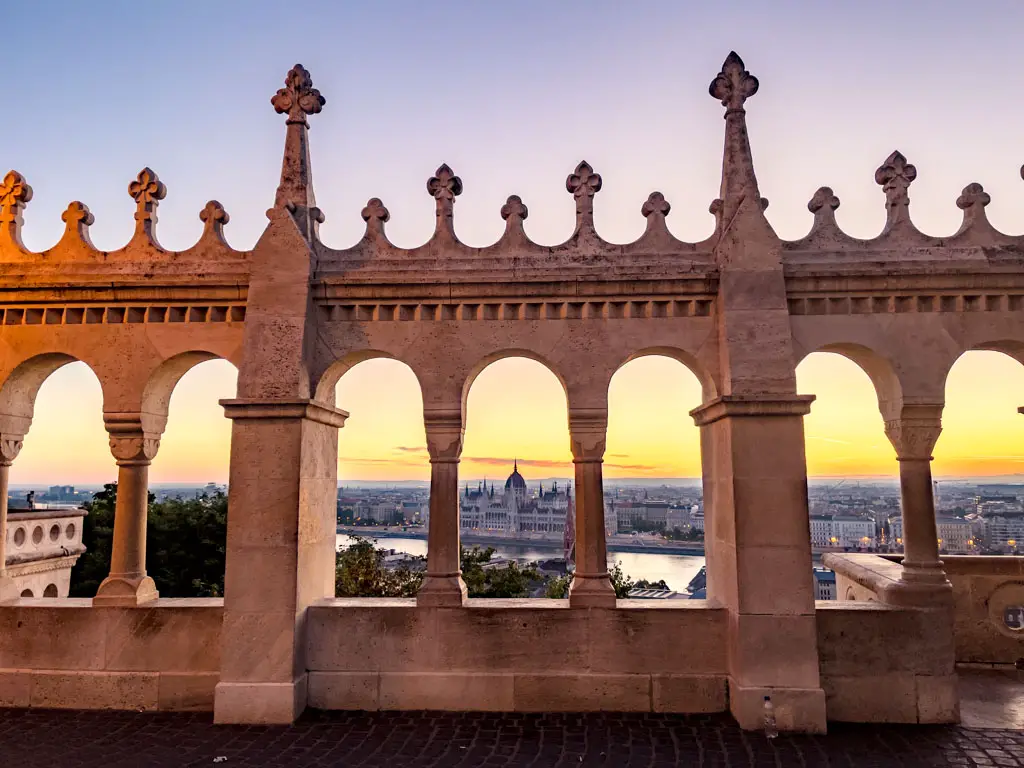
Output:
[[568, 408, 607, 463], [0, 434, 24, 467], [220, 398, 348, 427], [104, 414, 160, 467], [884, 403, 943, 461], [424, 409, 463, 462], [690, 394, 815, 427]]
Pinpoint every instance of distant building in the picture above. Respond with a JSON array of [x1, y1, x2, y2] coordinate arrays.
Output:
[[809, 514, 876, 549], [4, 508, 86, 597], [812, 567, 836, 600], [460, 462, 571, 534]]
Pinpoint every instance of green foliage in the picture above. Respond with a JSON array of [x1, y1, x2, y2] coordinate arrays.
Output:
[[70, 484, 227, 598], [335, 536, 423, 598], [460, 545, 542, 598], [147, 493, 228, 597], [609, 561, 635, 599], [544, 573, 572, 599], [633, 579, 670, 591], [663, 526, 704, 542], [69, 483, 118, 597]]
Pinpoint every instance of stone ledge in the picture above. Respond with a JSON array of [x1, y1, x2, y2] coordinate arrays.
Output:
[[690, 394, 815, 426], [824, 552, 952, 607], [220, 398, 348, 427]]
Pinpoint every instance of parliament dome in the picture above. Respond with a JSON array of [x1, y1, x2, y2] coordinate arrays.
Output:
[[505, 459, 527, 492]]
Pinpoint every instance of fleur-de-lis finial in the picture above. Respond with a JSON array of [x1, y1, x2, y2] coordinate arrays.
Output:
[[709, 52, 759, 112], [271, 64, 325, 125], [808, 187, 840, 214], [874, 151, 916, 211], [427, 164, 463, 233], [956, 182, 990, 211], [129, 168, 166, 212], [198, 200, 229, 242], [641, 192, 671, 219], [361, 197, 390, 223], [566, 161, 602, 221], [0, 170, 32, 221], [62, 201, 94, 226], [500, 195, 528, 222]]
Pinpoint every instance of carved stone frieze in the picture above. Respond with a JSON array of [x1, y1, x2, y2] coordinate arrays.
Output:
[[884, 404, 943, 461]]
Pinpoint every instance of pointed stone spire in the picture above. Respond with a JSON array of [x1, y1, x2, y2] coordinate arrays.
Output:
[[271, 64, 325, 240], [708, 52, 763, 228], [0, 170, 32, 250]]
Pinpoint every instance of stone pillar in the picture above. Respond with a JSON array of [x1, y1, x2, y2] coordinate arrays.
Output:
[[418, 409, 467, 606], [214, 398, 346, 724], [884, 404, 951, 600], [93, 415, 160, 606], [0, 435, 23, 600], [691, 395, 826, 733], [567, 409, 615, 608]]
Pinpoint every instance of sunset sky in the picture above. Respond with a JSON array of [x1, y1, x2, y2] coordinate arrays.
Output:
[[4, 2, 1024, 485]]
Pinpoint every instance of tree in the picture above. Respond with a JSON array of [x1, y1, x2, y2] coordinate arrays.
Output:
[[459, 545, 541, 598], [335, 536, 422, 597], [609, 561, 634, 598], [545, 573, 572, 599], [70, 485, 227, 598]]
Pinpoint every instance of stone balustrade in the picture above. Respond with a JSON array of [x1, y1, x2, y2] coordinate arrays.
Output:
[[4, 508, 86, 598]]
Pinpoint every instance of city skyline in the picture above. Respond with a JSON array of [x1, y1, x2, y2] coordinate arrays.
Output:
[[5, 2, 1024, 485]]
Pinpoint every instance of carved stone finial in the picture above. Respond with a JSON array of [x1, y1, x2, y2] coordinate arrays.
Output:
[[956, 182, 990, 210], [500, 195, 528, 222], [808, 187, 840, 214], [427, 164, 463, 202], [0, 171, 32, 219], [198, 200, 229, 242], [128, 167, 166, 231], [874, 151, 917, 211], [361, 197, 390, 223], [271, 64, 325, 126], [709, 51, 759, 112], [566, 161, 602, 222], [641, 192, 671, 218], [61, 201, 94, 227], [427, 164, 462, 234]]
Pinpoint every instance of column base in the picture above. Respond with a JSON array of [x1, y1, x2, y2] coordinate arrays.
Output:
[[214, 676, 308, 724], [889, 574, 953, 608], [729, 682, 827, 734], [416, 574, 467, 607], [568, 573, 616, 608], [93, 575, 159, 607]]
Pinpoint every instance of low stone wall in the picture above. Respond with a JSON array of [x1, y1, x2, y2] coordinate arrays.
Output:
[[815, 602, 957, 723], [0, 598, 222, 711], [305, 598, 729, 713], [943, 556, 1024, 666]]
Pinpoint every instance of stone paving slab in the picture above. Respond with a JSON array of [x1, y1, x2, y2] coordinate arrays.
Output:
[[1, 709, 1024, 767]]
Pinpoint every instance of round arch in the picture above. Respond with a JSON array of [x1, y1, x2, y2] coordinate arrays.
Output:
[[613, 347, 718, 402], [141, 351, 238, 434], [461, 349, 568, 416], [795, 342, 903, 418], [314, 350, 426, 408], [0, 353, 101, 431]]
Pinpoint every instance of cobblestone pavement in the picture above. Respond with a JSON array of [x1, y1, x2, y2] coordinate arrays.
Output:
[[1, 709, 1024, 767]]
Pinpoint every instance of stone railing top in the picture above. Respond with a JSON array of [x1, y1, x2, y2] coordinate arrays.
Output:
[[2, 57, 1022, 283]]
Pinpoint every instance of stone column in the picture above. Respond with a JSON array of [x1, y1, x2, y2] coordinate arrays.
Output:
[[417, 409, 467, 606], [0, 435, 23, 600], [214, 398, 346, 724], [691, 395, 826, 733], [884, 404, 951, 597], [567, 408, 615, 608], [93, 414, 160, 606]]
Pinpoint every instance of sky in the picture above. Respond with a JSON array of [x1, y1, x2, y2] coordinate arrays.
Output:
[[4, 2, 1024, 485]]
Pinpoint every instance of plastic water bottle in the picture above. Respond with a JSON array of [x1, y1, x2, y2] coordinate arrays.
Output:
[[763, 695, 778, 740]]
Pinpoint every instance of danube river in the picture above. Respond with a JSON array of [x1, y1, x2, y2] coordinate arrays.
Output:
[[336, 534, 705, 592]]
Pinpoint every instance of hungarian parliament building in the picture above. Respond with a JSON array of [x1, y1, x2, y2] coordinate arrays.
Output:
[[459, 461, 573, 534]]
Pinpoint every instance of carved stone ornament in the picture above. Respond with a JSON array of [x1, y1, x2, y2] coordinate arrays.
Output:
[[271, 64, 325, 125], [956, 182, 990, 210], [62, 201, 95, 227], [199, 200, 229, 226], [641, 192, 671, 218], [0, 436, 24, 466], [500, 195, 528, 222], [427, 164, 463, 202], [361, 197, 390, 223], [568, 410, 608, 463], [875, 151, 917, 210], [0, 170, 32, 217], [807, 187, 840, 214], [566, 161, 602, 201], [424, 411, 464, 462], [129, 167, 166, 226], [884, 412, 942, 461], [709, 51, 759, 112], [108, 435, 160, 466]]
